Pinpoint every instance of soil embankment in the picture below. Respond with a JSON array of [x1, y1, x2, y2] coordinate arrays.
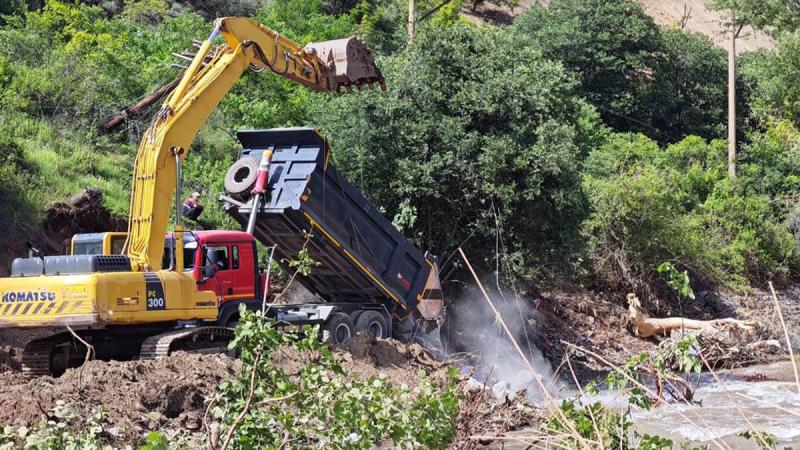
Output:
[[0, 188, 125, 277], [0, 336, 455, 447]]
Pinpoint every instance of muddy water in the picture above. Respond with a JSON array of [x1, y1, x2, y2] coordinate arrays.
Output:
[[632, 360, 800, 448], [495, 359, 800, 449]]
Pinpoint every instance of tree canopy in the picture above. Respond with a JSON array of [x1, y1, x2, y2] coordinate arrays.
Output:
[[1, 0, 800, 291]]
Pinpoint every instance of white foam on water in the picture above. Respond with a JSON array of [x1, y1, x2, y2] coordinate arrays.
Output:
[[630, 380, 800, 444]]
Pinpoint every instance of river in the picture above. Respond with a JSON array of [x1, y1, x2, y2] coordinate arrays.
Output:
[[492, 359, 800, 449]]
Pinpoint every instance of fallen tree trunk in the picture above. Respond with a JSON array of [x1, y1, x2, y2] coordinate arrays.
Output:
[[627, 293, 752, 338]]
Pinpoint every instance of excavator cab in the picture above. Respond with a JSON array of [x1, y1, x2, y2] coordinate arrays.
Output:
[[70, 232, 127, 256]]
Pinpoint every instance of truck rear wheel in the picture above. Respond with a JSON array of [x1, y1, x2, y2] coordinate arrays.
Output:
[[324, 313, 355, 345], [355, 310, 389, 339]]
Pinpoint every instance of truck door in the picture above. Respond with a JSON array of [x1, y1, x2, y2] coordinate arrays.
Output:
[[229, 243, 256, 299]]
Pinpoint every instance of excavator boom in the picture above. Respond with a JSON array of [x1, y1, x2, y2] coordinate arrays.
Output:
[[126, 17, 383, 272]]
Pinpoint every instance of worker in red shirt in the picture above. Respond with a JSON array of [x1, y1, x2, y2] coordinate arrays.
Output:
[[182, 192, 204, 220]]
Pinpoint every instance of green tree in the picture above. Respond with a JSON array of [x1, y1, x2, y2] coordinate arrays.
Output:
[[648, 28, 728, 141], [513, 0, 734, 143], [312, 24, 605, 278], [740, 33, 800, 125], [513, 0, 662, 137], [707, 0, 800, 37]]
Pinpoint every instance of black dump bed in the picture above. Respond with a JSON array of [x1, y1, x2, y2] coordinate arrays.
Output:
[[222, 128, 436, 318]]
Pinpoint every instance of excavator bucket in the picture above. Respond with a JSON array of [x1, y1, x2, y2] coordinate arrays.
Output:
[[305, 38, 385, 93]]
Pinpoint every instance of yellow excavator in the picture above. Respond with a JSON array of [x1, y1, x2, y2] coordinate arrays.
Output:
[[0, 17, 384, 377]]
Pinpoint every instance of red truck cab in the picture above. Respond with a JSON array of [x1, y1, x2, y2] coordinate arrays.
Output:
[[164, 230, 268, 326], [72, 230, 268, 326]]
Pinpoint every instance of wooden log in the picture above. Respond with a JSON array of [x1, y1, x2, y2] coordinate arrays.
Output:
[[627, 293, 752, 338], [101, 78, 180, 132]]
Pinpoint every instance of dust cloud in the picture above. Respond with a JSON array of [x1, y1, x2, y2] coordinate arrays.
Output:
[[443, 287, 562, 404]]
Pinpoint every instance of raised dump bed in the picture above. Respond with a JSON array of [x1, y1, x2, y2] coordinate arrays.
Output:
[[221, 127, 442, 324]]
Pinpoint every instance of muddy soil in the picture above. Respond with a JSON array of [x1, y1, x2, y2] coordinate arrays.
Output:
[[0, 352, 239, 443], [0, 334, 451, 447]]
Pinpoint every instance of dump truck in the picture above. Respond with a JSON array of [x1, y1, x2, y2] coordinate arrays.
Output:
[[0, 16, 390, 377], [220, 127, 444, 340]]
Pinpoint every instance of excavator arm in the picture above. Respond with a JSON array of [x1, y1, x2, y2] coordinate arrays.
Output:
[[125, 17, 383, 271]]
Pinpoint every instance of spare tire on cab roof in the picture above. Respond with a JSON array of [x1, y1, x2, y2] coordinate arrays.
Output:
[[224, 157, 259, 199]]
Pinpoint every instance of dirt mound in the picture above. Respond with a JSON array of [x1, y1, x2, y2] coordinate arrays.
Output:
[[0, 188, 125, 276], [0, 335, 447, 446], [269, 334, 449, 390], [336, 334, 447, 385], [0, 352, 239, 443], [39, 188, 126, 254]]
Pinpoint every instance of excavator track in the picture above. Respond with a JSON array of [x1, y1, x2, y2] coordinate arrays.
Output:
[[139, 326, 234, 360], [20, 326, 234, 378], [21, 339, 55, 378]]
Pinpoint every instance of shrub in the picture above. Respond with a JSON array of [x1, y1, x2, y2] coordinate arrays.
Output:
[[210, 306, 461, 449], [582, 133, 799, 290]]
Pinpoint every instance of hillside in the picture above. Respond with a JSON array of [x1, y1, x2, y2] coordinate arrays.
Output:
[[464, 0, 775, 52], [638, 0, 774, 52]]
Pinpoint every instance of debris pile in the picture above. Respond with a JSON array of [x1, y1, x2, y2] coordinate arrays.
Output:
[[0, 188, 125, 276], [628, 293, 784, 369], [452, 382, 543, 449], [41, 188, 125, 252]]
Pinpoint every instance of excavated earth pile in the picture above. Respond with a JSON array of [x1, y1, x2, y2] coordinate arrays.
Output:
[[0, 352, 239, 443], [0, 188, 125, 277], [0, 335, 458, 446]]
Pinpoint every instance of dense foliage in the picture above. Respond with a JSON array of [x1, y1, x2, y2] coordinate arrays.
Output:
[[1, 0, 800, 292], [512, 0, 730, 143], [582, 131, 799, 289], [312, 23, 603, 278]]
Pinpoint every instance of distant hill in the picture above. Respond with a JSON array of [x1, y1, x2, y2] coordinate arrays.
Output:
[[638, 0, 773, 52], [463, 0, 774, 53]]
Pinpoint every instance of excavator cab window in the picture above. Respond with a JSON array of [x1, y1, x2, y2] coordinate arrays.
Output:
[[73, 241, 103, 256], [161, 236, 198, 270], [110, 235, 126, 255]]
